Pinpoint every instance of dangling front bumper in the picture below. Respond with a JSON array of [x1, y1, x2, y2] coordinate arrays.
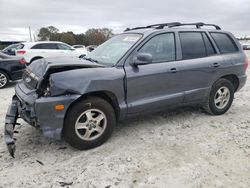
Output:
[[4, 97, 19, 158], [4, 83, 81, 157]]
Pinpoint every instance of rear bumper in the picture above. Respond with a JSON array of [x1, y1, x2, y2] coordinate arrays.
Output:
[[237, 75, 247, 91], [14, 82, 80, 139]]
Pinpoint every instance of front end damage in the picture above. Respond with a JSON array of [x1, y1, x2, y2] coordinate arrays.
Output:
[[4, 57, 102, 157]]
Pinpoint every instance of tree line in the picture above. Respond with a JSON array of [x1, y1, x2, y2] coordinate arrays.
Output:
[[37, 26, 114, 46]]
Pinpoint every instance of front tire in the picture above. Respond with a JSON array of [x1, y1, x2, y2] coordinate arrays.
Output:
[[63, 97, 116, 150], [203, 78, 234, 115], [0, 71, 9, 89]]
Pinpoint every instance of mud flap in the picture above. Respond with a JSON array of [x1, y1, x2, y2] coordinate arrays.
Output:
[[4, 97, 19, 158]]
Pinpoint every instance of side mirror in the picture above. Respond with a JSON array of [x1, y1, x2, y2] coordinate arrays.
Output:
[[131, 53, 152, 66], [88, 47, 95, 52]]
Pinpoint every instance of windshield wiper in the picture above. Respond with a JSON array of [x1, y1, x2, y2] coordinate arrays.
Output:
[[82, 57, 99, 64]]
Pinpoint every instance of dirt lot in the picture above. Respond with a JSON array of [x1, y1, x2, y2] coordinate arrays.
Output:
[[0, 52, 249, 188]]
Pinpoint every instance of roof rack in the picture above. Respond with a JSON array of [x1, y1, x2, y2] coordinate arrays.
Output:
[[124, 22, 181, 31], [124, 22, 221, 31], [168, 22, 221, 30]]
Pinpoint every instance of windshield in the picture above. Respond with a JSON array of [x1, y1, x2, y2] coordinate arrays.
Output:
[[85, 33, 142, 66]]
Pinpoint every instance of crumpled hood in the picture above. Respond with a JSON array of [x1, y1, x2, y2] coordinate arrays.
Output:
[[27, 56, 104, 79]]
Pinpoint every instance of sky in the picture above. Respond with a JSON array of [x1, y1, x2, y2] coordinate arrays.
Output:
[[0, 0, 250, 41]]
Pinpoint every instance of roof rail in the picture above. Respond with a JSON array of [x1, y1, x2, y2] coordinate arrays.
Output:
[[124, 22, 221, 31], [124, 22, 181, 31], [168, 22, 221, 30]]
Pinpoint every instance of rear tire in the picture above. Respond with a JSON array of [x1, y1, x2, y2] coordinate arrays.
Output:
[[63, 97, 116, 150], [0, 70, 9, 89], [203, 78, 234, 115]]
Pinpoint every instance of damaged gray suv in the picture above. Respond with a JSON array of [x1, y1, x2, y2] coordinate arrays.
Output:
[[5, 22, 248, 157]]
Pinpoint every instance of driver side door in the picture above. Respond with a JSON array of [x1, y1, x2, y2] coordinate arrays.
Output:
[[125, 32, 184, 114]]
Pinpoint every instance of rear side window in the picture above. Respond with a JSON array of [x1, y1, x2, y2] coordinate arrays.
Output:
[[210, 33, 238, 54], [31, 43, 57, 49], [139, 33, 175, 63], [179, 32, 206, 59]]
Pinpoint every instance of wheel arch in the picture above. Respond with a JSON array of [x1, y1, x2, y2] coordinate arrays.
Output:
[[0, 68, 11, 80], [65, 91, 120, 121], [220, 74, 239, 91], [30, 56, 44, 63]]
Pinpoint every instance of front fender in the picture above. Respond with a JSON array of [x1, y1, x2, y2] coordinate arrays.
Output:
[[49, 67, 127, 119]]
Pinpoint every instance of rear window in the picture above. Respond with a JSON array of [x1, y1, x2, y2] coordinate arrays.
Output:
[[179, 32, 206, 60], [210, 33, 238, 54]]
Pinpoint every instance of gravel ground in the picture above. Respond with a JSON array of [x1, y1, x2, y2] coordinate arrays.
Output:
[[0, 52, 249, 188]]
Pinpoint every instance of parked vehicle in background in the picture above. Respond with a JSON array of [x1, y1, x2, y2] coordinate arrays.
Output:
[[16, 41, 87, 63], [242, 43, 250, 50], [0, 52, 26, 88], [86, 45, 97, 52], [1, 43, 24, 56], [73, 45, 86, 49], [72, 45, 88, 56], [4, 22, 248, 157]]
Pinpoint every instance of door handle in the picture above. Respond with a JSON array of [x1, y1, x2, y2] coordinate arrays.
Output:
[[170, 68, 177, 73], [212, 62, 220, 68]]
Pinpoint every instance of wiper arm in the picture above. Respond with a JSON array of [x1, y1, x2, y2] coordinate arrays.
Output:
[[82, 57, 99, 63]]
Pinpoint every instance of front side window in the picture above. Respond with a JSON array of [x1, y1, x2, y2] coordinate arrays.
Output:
[[85, 33, 142, 66], [57, 43, 72, 50], [210, 32, 238, 54], [179, 32, 206, 60], [139, 33, 175, 63]]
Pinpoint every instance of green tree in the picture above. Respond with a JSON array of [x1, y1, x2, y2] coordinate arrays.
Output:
[[74, 34, 89, 46], [85, 28, 113, 45], [37, 26, 59, 41], [60, 32, 76, 45], [37, 26, 113, 45], [37, 27, 50, 40]]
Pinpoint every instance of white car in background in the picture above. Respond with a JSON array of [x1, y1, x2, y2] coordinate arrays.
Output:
[[72, 45, 88, 56], [16, 41, 87, 63]]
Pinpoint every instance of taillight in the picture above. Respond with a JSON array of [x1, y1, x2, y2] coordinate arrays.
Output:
[[244, 58, 249, 70], [17, 50, 26, 54], [19, 58, 26, 65]]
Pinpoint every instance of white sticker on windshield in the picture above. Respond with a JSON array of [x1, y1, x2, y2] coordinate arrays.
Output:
[[123, 36, 140, 42]]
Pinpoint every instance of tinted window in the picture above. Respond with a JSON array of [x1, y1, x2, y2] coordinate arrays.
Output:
[[202, 33, 216, 56], [139, 33, 175, 63], [57, 43, 72, 50], [179, 32, 206, 60], [32, 43, 57, 49], [210, 33, 238, 54]]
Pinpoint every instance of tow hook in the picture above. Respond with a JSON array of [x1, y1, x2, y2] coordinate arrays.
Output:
[[4, 97, 19, 158]]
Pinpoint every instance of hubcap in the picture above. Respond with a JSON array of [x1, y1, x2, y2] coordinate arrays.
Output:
[[0, 73, 7, 88], [214, 86, 230, 109], [75, 109, 107, 141]]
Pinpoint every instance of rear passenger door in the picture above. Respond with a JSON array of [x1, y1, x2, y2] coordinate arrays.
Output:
[[31, 43, 59, 58], [176, 31, 222, 103]]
